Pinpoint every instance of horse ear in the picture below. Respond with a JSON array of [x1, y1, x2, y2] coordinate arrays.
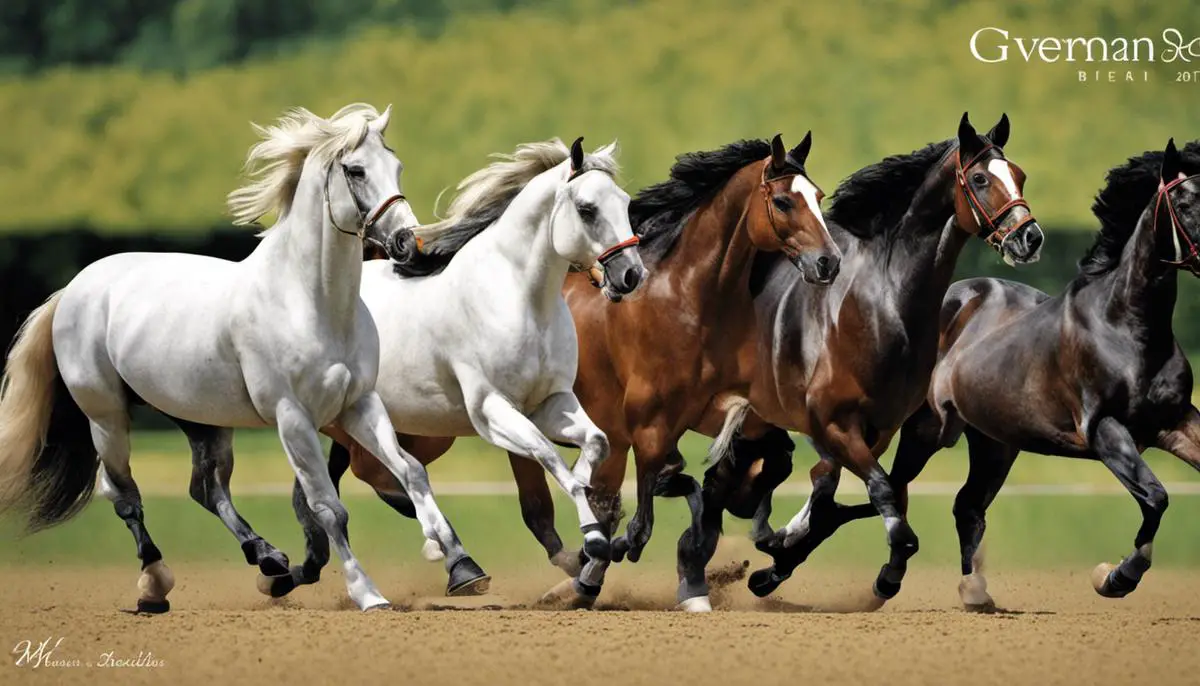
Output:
[[770, 134, 787, 173], [958, 112, 983, 159], [570, 137, 585, 175], [788, 130, 813, 166], [986, 113, 1010, 148], [1162, 138, 1183, 183], [370, 105, 392, 135]]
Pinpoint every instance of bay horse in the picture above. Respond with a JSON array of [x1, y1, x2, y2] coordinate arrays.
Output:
[[294, 133, 842, 610], [264, 137, 646, 598], [881, 139, 1200, 609], [0, 104, 480, 611], [715, 113, 1046, 605]]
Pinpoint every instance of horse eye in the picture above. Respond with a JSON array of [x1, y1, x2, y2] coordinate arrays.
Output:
[[971, 172, 989, 186], [577, 203, 597, 222], [345, 166, 366, 179], [772, 195, 794, 212]]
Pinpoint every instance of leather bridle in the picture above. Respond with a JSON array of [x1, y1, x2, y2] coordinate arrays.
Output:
[[1155, 173, 1200, 275], [955, 144, 1036, 250], [759, 159, 808, 252], [565, 166, 641, 288], [325, 161, 406, 241]]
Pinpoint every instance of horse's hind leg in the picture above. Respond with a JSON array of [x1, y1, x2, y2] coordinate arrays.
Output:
[[1090, 417, 1168, 599], [508, 452, 584, 576], [172, 419, 291, 591], [891, 402, 955, 514], [1158, 405, 1200, 472], [92, 414, 174, 613], [953, 426, 1018, 610]]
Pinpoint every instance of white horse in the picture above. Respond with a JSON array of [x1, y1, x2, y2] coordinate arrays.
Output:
[[0, 103, 480, 612], [269, 137, 646, 598]]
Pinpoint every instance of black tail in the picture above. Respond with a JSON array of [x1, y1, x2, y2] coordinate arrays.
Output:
[[28, 375, 98, 531]]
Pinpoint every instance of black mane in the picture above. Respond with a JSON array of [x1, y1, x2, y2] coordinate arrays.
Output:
[[631, 139, 788, 264], [827, 140, 956, 240], [1079, 141, 1200, 278]]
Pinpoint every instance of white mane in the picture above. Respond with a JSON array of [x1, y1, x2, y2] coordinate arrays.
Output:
[[226, 103, 384, 227]]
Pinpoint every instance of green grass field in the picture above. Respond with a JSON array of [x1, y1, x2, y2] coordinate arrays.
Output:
[[4, 427, 1200, 572]]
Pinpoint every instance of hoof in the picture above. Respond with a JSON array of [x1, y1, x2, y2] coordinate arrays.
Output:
[[258, 551, 291, 578], [873, 577, 901, 601], [537, 577, 598, 608], [447, 557, 490, 597], [611, 536, 630, 563], [422, 538, 446, 563], [959, 573, 994, 610], [1091, 562, 1134, 599], [538, 577, 578, 605], [135, 598, 170, 614], [362, 599, 392, 612], [137, 561, 175, 600], [677, 596, 712, 613], [748, 567, 788, 598], [257, 572, 297, 598]]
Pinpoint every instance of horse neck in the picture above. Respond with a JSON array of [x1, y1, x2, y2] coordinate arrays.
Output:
[[868, 165, 970, 322], [256, 165, 363, 329], [465, 173, 570, 315], [1095, 209, 1178, 342], [673, 163, 762, 295]]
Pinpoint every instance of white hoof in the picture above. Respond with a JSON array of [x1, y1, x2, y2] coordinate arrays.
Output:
[[539, 577, 578, 605], [677, 596, 712, 613], [551, 550, 584, 578], [361, 595, 391, 612], [1091, 562, 1118, 594], [422, 538, 446, 562], [958, 573, 994, 609], [137, 561, 175, 601]]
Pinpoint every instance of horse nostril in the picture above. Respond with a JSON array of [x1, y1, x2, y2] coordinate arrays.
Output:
[[1026, 226, 1044, 252], [815, 255, 840, 281], [623, 266, 642, 291]]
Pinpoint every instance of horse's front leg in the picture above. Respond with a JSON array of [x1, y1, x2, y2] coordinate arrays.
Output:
[[1157, 405, 1200, 472], [1091, 417, 1168, 599], [337, 391, 489, 596], [507, 452, 587, 577]]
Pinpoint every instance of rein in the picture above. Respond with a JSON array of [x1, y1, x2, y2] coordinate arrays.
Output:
[[324, 162, 406, 241], [955, 144, 1036, 250], [1155, 173, 1200, 275]]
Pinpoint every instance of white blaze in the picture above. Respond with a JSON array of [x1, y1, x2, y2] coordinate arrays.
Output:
[[790, 175, 828, 229]]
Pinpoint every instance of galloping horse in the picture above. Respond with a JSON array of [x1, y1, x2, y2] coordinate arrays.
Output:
[[314, 133, 841, 610], [0, 104, 478, 611], [270, 138, 646, 598], [882, 140, 1200, 608], [714, 113, 1045, 605]]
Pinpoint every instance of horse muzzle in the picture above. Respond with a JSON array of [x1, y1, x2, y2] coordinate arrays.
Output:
[[997, 221, 1044, 266], [793, 251, 841, 286]]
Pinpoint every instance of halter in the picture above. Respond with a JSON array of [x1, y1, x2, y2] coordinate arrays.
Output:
[[955, 144, 1036, 249], [564, 166, 642, 288], [1154, 173, 1200, 275], [759, 159, 805, 250], [324, 161, 406, 241]]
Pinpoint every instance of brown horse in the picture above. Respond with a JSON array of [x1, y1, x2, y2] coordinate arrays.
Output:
[[282, 133, 843, 608], [877, 139, 1200, 609], [716, 113, 1046, 606]]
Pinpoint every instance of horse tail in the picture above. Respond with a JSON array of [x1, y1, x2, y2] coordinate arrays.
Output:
[[706, 397, 752, 465], [0, 291, 98, 531]]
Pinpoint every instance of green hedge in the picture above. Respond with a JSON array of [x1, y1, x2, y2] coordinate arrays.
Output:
[[0, 0, 1193, 234]]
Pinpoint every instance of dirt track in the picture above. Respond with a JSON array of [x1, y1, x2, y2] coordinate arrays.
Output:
[[2, 559, 1198, 686]]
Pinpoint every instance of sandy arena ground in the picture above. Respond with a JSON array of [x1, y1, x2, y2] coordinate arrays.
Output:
[[2, 550, 1199, 686]]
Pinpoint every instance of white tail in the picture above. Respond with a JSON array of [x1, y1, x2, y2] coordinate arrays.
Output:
[[0, 291, 64, 512], [706, 397, 751, 465]]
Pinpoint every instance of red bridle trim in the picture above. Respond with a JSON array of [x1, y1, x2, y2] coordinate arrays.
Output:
[[1154, 174, 1200, 274], [596, 235, 641, 265], [955, 145, 1036, 249]]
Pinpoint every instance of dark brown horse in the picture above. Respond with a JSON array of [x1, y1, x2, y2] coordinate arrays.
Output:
[[282, 133, 843, 607], [875, 139, 1200, 609], [715, 113, 1046, 606]]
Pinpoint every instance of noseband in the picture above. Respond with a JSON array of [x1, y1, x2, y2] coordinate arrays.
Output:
[[1155, 173, 1200, 274], [564, 166, 641, 289], [955, 144, 1037, 249], [324, 162, 406, 241]]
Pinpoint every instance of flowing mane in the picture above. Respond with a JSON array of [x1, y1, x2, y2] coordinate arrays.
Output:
[[826, 140, 956, 240], [392, 139, 619, 277], [1079, 141, 1200, 279], [630, 140, 780, 264], [226, 103, 384, 228]]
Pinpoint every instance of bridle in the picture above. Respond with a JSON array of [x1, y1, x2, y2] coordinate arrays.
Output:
[[955, 144, 1036, 250], [1154, 173, 1200, 274], [325, 161, 406, 241], [564, 166, 641, 288], [759, 159, 807, 252]]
